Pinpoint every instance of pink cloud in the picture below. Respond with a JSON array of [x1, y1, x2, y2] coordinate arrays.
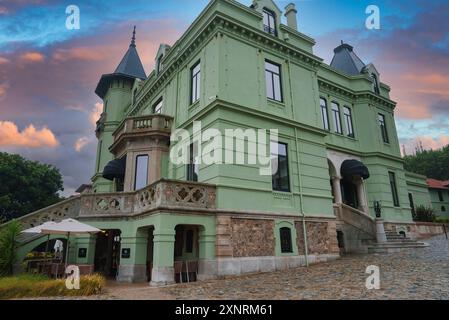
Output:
[[0, 57, 9, 64], [89, 102, 103, 128], [0, 6, 8, 14], [0, 121, 59, 148], [52, 47, 104, 62], [74, 136, 90, 152], [19, 52, 45, 63], [402, 135, 449, 156]]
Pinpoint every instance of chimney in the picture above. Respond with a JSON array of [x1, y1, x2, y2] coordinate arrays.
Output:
[[284, 3, 298, 31]]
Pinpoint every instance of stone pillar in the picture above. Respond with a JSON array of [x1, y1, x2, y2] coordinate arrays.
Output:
[[150, 227, 175, 287], [375, 218, 387, 243], [117, 229, 148, 283], [356, 179, 369, 214], [198, 229, 217, 280], [332, 176, 343, 204]]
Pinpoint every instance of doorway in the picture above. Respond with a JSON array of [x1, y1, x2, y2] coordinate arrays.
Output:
[[94, 229, 121, 278]]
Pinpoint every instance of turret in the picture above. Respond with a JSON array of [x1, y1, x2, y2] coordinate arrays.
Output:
[[92, 27, 146, 193]]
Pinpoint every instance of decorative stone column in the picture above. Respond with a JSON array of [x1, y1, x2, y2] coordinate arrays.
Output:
[[356, 179, 369, 214], [375, 218, 387, 243], [198, 229, 217, 280], [150, 227, 175, 287], [117, 229, 148, 283], [332, 176, 343, 204]]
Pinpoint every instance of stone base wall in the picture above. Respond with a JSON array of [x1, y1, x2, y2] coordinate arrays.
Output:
[[231, 218, 275, 257], [295, 220, 340, 255], [384, 222, 446, 240]]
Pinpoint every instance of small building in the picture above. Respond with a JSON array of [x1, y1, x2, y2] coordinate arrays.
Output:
[[426, 179, 449, 219]]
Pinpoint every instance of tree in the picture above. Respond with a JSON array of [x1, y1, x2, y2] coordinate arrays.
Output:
[[0, 220, 22, 276], [404, 145, 449, 180], [0, 152, 64, 222]]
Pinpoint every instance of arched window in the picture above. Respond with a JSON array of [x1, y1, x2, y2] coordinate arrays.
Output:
[[262, 8, 277, 36], [442, 206, 446, 212], [280, 227, 293, 253]]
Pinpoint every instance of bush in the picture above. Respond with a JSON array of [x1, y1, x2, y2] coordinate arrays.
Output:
[[412, 205, 436, 222], [0, 220, 22, 276], [0, 274, 106, 299], [435, 217, 449, 224]]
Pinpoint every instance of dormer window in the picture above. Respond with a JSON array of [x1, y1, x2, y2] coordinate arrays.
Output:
[[263, 8, 277, 36], [371, 73, 380, 94], [157, 54, 164, 74]]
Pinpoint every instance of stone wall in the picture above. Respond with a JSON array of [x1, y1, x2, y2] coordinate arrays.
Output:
[[295, 220, 340, 255], [231, 218, 275, 257], [385, 222, 446, 240]]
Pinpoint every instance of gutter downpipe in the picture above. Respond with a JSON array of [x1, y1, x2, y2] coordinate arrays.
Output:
[[287, 57, 309, 267]]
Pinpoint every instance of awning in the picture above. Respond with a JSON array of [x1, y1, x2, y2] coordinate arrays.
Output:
[[103, 157, 126, 181], [341, 159, 370, 180]]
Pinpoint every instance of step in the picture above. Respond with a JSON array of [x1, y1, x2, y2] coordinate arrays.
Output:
[[367, 241, 429, 254]]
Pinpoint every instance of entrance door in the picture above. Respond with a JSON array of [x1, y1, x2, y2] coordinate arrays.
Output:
[[94, 229, 121, 278], [341, 179, 358, 209]]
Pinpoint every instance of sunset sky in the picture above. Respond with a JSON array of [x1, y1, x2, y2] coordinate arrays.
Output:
[[0, 0, 448, 196]]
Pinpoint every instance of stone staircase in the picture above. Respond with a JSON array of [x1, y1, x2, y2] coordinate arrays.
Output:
[[367, 230, 429, 254]]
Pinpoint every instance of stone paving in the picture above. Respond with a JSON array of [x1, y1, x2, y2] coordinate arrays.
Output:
[[37, 235, 449, 300]]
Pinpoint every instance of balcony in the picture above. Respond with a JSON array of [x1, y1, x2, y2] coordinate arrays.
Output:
[[111, 114, 173, 151]]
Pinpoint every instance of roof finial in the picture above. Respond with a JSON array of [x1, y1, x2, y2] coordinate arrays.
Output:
[[130, 26, 136, 47]]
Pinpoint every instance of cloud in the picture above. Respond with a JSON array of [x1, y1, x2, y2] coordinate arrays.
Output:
[[0, 121, 59, 148], [19, 52, 45, 63], [52, 47, 104, 62], [400, 135, 449, 156], [0, 83, 8, 99], [0, 57, 9, 64], [89, 102, 103, 128], [74, 136, 90, 152], [0, 6, 8, 15]]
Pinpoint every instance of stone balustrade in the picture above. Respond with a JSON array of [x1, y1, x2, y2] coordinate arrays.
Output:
[[112, 114, 173, 143]]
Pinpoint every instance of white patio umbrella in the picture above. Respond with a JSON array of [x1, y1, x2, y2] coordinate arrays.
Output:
[[21, 221, 58, 253], [40, 218, 101, 269]]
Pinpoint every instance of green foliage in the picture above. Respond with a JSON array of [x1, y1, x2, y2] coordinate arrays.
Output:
[[404, 145, 449, 180], [0, 152, 64, 221], [412, 205, 436, 222], [0, 274, 106, 299], [0, 220, 22, 276], [435, 217, 449, 224]]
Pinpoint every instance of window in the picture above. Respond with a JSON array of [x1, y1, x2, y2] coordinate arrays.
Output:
[[371, 73, 380, 94], [442, 206, 446, 212], [185, 229, 194, 253], [265, 61, 283, 102], [389, 171, 400, 207], [187, 142, 199, 182], [438, 190, 444, 202], [320, 98, 330, 131], [153, 98, 163, 114], [280, 227, 293, 253], [408, 193, 415, 214], [157, 54, 163, 74], [134, 155, 149, 190], [133, 89, 138, 104], [262, 8, 277, 36], [378, 113, 389, 143], [96, 140, 102, 172], [190, 61, 201, 104], [343, 106, 354, 137], [331, 102, 342, 134], [271, 142, 290, 192]]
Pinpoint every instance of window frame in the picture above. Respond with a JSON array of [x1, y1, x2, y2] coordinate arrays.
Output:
[[371, 73, 380, 94], [320, 98, 330, 131], [134, 154, 149, 191], [187, 142, 199, 182], [262, 8, 277, 36], [265, 60, 283, 103], [271, 141, 290, 193], [378, 113, 389, 143], [438, 190, 444, 202], [331, 102, 343, 134], [343, 106, 355, 138], [153, 97, 163, 114], [190, 60, 201, 105], [389, 171, 400, 207], [279, 227, 293, 253]]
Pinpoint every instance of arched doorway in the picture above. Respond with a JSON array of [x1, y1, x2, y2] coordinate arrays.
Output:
[[174, 225, 200, 283], [340, 159, 370, 213]]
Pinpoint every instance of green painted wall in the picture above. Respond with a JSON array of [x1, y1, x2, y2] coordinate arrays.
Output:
[[429, 188, 449, 219]]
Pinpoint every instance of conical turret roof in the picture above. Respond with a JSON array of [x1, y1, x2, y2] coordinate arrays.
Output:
[[330, 42, 366, 76]]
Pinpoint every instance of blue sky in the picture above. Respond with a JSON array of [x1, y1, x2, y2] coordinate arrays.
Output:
[[0, 0, 448, 195]]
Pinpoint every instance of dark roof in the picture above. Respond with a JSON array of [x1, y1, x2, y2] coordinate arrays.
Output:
[[330, 43, 366, 76], [95, 27, 146, 99], [75, 184, 92, 193]]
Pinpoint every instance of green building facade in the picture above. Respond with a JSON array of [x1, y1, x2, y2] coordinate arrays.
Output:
[[8, 0, 440, 285]]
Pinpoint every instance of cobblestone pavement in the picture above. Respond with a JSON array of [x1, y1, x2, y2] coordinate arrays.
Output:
[[40, 235, 449, 300]]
